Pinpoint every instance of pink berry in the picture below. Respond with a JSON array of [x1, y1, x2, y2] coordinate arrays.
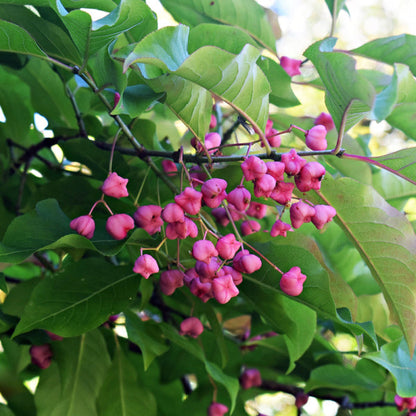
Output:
[[159, 269, 184, 296], [192, 240, 219, 264], [184, 268, 199, 287], [228, 203, 245, 221], [133, 254, 159, 278], [314, 112, 335, 132], [295, 392, 309, 408], [295, 161, 326, 192], [190, 278, 213, 302], [240, 368, 262, 389], [246, 201, 268, 219], [30, 344, 53, 369], [227, 187, 251, 212], [265, 119, 274, 136], [70, 215, 95, 239], [281, 149, 307, 176], [175, 187, 202, 215], [266, 161, 285, 181], [270, 181, 295, 205], [266, 128, 281, 147], [241, 220, 261, 236], [233, 250, 262, 274], [212, 274, 239, 304], [205, 132, 222, 153], [216, 234, 241, 260], [270, 220, 292, 237], [162, 203, 185, 223], [113, 91, 121, 108], [311, 205, 337, 230], [106, 214, 134, 240], [195, 257, 222, 282], [395, 395, 416, 412], [211, 207, 230, 227], [241, 155, 267, 181], [161, 160, 178, 177], [290, 201, 316, 229], [101, 172, 129, 199], [253, 173, 276, 198], [179, 317, 204, 338], [222, 266, 243, 285], [280, 56, 302, 77], [134, 205, 164, 235], [209, 114, 217, 129], [208, 402, 229, 416], [305, 125, 327, 151], [201, 178, 228, 208], [280, 266, 307, 296]]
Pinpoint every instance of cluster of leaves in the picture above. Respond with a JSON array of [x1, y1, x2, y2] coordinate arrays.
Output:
[[0, 0, 416, 415]]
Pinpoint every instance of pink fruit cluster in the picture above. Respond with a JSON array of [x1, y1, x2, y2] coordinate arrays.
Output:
[[70, 171, 134, 240], [395, 395, 416, 412]]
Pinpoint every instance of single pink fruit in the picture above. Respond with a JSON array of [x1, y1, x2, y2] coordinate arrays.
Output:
[[253, 173, 276, 198], [70, 215, 95, 239], [159, 269, 184, 296], [314, 112, 335, 132], [175, 187, 202, 215], [101, 172, 129, 199], [281, 149, 307, 176], [216, 234, 241, 260], [30, 344, 53, 369], [208, 402, 229, 416], [295, 392, 309, 408], [211, 207, 230, 227], [205, 132, 222, 153], [290, 201, 316, 229], [134, 205, 164, 235], [227, 186, 251, 212], [240, 368, 262, 389], [266, 128, 281, 147], [162, 203, 185, 223], [295, 161, 326, 192], [106, 214, 134, 240], [212, 274, 239, 304], [233, 250, 262, 274], [280, 266, 307, 296], [162, 160, 178, 177], [246, 201, 268, 219], [280, 56, 302, 77], [192, 240, 219, 264], [209, 114, 217, 129], [305, 125, 327, 151], [241, 155, 267, 181], [190, 277, 213, 302], [241, 220, 261, 236], [179, 317, 204, 338], [270, 181, 295, 205], [266, 161, 285, 181], [311, 205, 337, 230], [270, 220, 292, 237], [201, 178, 228, 208], [133, 254, 159, 278]]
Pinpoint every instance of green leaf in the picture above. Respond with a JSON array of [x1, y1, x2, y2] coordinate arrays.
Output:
[[257, 56, 300, 107], [304, 38, 375, 132], [370, 67, 398, 121], [125, 311, 169, 370], [0, 273, 7, 294], [34, 363, 63, 416], [241, 279, 316, 373], [305, 364, 379, 393], [0, 4, 81, 65], [324, 0, 348, 21], [49, 330, 111, 416], [0, 19, 46, 58], [0, 404, 15, 416], [18, 59, 78, 129], [313, 176, 416, 354], [352, 34, 416, 77], [13, 258, 139, 337], [373, 170, 416, 204], [159, 0, 277, 52], [364, 337, 416, 396], [368, 148, 416, 186], [188, 23, 259, 54], [97, 347, 157, 416], [124, 26, 270, 137]]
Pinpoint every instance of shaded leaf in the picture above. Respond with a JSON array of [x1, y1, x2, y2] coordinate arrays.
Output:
[[364, 337, 416, 396], [50, 330, 111, 416], [313, 176, 416, 353], [371, 67, 398, 121], [13, 259, 138, 337], [159, 0, 277, 51], [353, 34, 416, 77], [97, 347, 157, 416], [125, 311, 170, 370], [304, 38, 375, 132]]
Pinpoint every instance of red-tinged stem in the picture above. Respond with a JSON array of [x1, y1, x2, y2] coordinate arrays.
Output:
[[332, 101, 352, 155], [342, 153, 416, 186], [88, 198, 114, 216], [243, 241, 283, 275]]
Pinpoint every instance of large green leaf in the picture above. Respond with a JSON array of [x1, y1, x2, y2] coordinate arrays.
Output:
[[125, 311, 170, 370], [352, 34, 416, 77], [13, 258, 138, 337], [48, 330, 111, 416], [313, 176, 416, 353], [51, 0, 156, 61], [364, 337, 416, 396], [304, 38, 375, 132], [241, 279, 316, 373], [0, 19, 46, 58], [159, 0, 277, 52], [0, 4, 81, 64], [97, 347, 157, 416], [124, 25, 270, 138]]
